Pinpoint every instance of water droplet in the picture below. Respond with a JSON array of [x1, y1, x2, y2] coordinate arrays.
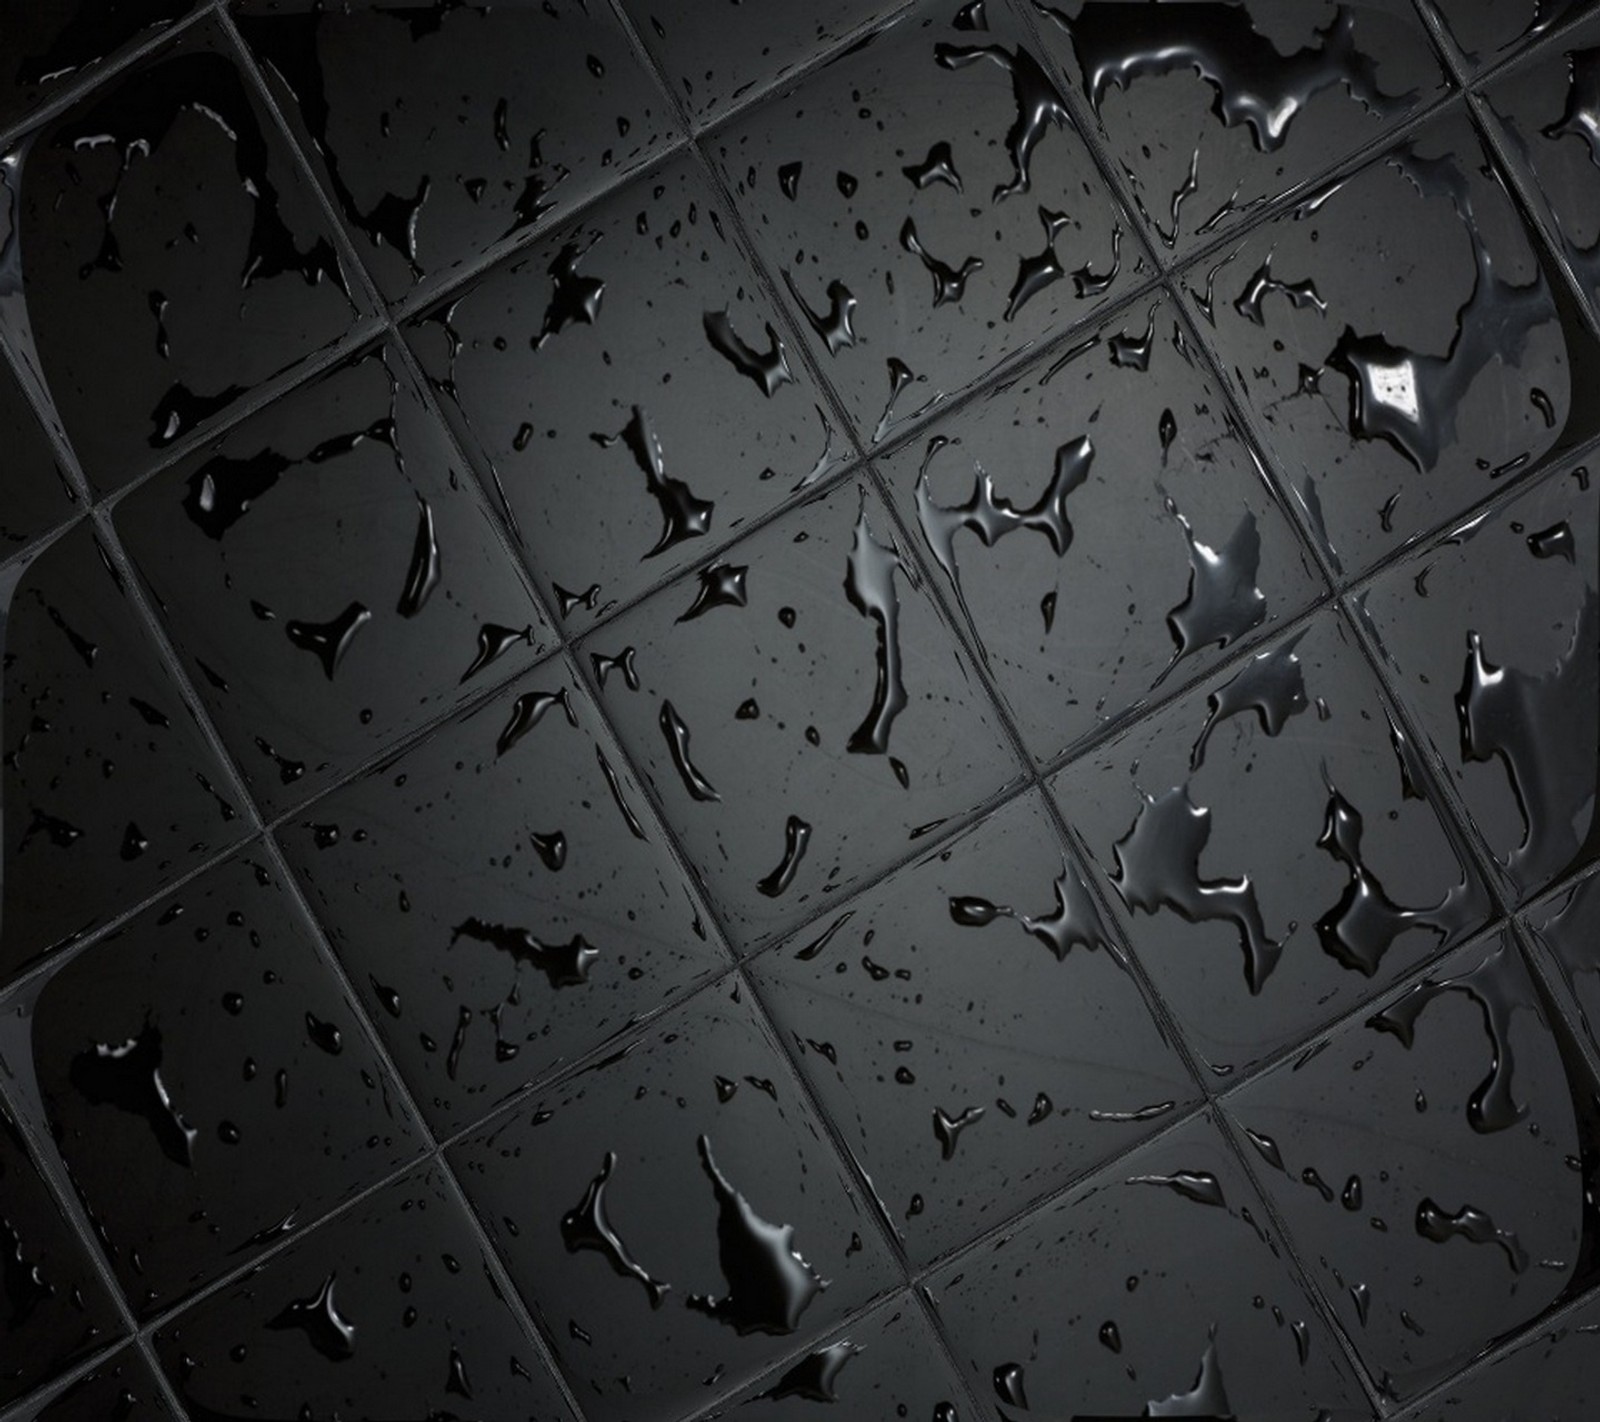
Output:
[[678, 562, 749, 622], [450, 917, 598, 988], [758, 815, 812, 898], [496, 687, 576, 757], [843, 501, 910, 756], [285, 602, 372, 681], [70, 1021, 196, 1167], [933, 1104, 985, 1159], [594, 406, 714, 558], [396, 495, 440, 617], [703, 310, 794, 397], [757, 1340, 860, 1401], [903, 141, 963, 192], [1190, 635, 1307, 770], [267, 1273, 356, 1361], [1415, 1197, 1529, 1273], [561, 1152, 671, 1307], [659, 700, 721, 802], [900, 217, 983, 306]]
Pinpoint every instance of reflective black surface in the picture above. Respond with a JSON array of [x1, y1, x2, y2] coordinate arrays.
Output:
[[3, 1, 1600, 1419]]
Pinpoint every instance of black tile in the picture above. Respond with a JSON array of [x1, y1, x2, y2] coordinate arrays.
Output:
[[0, 1101, 123, 1408], [0, 521, 249, 987], [233, 0, 678, 302], [1424, 0, 1593, 74], [927, 1111, 1372, 1420], [1525, 868, 1600, 1056], [1031, 0, 1448, 257], [23, 1348, 176, 1422], [1222, 929, 1600, 1401], [690, 1292, 968, 1420], [0, 20, 365, 493], [1354, 458, 1598, 903], [877, 290, 1325, 764], [0, 357, 77, 560], [749, 790, 1196, 1265], [586, 476, 1023, 942], [279, 663, 728, 1135], [150, 1162, 574, 1422], [114, 340, 551, 817], [1187, 108, 1597, 579], [14, 854, 425, 1317], [407, 152, 845, 633], [0, 0, 198, 134], [449, 987, 900, 1422], [1050, 611, 1493, 1077], [707, 0, 1136, 446]]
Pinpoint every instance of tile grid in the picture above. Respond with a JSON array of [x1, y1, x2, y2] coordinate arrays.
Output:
[[0, 0, 1597, 1417]]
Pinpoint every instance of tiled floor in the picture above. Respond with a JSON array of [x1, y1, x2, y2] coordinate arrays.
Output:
[[1, 1, 1598, 1418]]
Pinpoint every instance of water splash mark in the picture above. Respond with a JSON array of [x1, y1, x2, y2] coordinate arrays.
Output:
[[1074, 220, 1122, 298], [933, 1104, 985, 1159], [532, 241, 605, 348], [593, 407, 714, 559], [659, 700, 720, 802], [758, 815, 812, 899], [1111, 785, 1282, 993], [677, 562, 748, 622], [873, 357, 942, 441], [949, 861, 1108, 959], [1145, 1329, 1233, 1418], [459, 622, 534, 683], [903, 141, 962, 192], [843, 501, 909, 755], [1415, 1197, 1529, 1274], [182, 450, 292, 539], [702, 310, 794, 397], [757, 1340, 860, 1402], [267, 1273, 356, 1361], [450, 917, 598, 989], [396, 495, 440, 617], [1456, 590, 1598, 887], [495, 687, 576, 757], [1367, 936, 1531, 1133], [900, 218, 983, 306], [1004, 207, 1069, 320], [1126, 1169, 1227, 1208], [591, 646, 640, 690], [1040, 2, 1411, 152], [285, 601, 372, 680], [685, 1135, 826, 1335], [1233, 255, 1327, 325], [560, 1152, 670, 1307], [69, 1020, 196, 1167], [781, 272, 857, 355], [933, 42, 1069, 202], [1189, 634, 1307, 770], [1155, 499, 1266, 685], [915, 434, 1093, 658]]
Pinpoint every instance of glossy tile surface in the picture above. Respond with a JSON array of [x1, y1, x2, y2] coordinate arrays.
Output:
[[3, 0, 1600, 1416]]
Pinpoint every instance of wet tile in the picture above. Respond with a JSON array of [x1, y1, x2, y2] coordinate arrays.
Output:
[[408, 151, 843, 633], [24, 1348, 176, 1422], [279, 663, 727, 1135], [0, 1101, 122, 1408], [16, 854, 425, 1317], [621, 0, 898, 127], [1525, 868, 1600, 1056], [1031, 0, 1447, 257], [449, 988, 900, 1422], [1223, 930, 1600, 1400], [0, 357, 76, 560], [877, 292, 1325, 763], [749, 790, 1196, 1265], [706, 0, 1133, 446], [1401, 1289, 1600, 1419], [234, 0, 678, 302], [114, 340, 550, 818], [1424, 0, 1591, 74], [1187, 109, 1596, 579], [0, 20, 365, 494], [587, 477, 1023, 943], [1050, 611, 1493, 1077], [1354, 459, 1598, 902], [0, 0, 198, 133], [0, 521, 248, 987], [1483, 16, 1600, 319], [927, 1111, 1371, 1420], [150, 1162, 574, 1422], [690, 1292, 967, 1420]]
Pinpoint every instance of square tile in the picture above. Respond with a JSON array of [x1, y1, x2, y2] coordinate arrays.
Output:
[[927, 1111, 1372, 1420], [408, 150, 846, 633], [25, 1348, 176, 1422], [13, 854, 426, 1316], [1187, 109, 1594, 578], [1031, 0, 1447, 256], [0, 20, 365, 492], [587, 477, 1024, 942], [0, 0, 198, 133], [1222, 930, 1599, 1400], [689, 1292, 968, 1420], [1483, 16, 1600, 319], [234, 0, 678, 302], [449, 987, 900, 1422], [1354, 458, 1598, 902], [150, 1163, 574, 1422], [279, 663, 728, 1135], [749, 790, 1196, 1265], [0, 356, 77, 560], [0, 521, 249, 986], [1425, 0, 1590, 74], [1050, 611, 1493, 1076], [877, 291, 1325, 763], [114, 340, 550, 817], [0, 1100, 122, 1408], [622, 0, 899, 127], [1525, 867, 1600, 1056], [706, 0, 1136, 445]]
